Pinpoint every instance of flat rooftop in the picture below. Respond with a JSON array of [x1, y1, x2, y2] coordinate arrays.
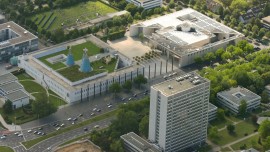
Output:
[[0, 73, 18, 85], [152, 72, 208, 97], [209, 102, 217, 111], [262, 16, 270, 24], [0, 21, 37, 49], [0, 82, 23, 93], [217, 86, 261, 105], [19, 36, 139, 91], [6, 90, 28, 102], [121, 132, 161, 152], [137, 8, 241, 45]]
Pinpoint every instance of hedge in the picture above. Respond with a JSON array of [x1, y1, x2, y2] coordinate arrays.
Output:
[[107, 30, 125, 40]]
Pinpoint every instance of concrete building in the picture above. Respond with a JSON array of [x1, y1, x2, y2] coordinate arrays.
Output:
[[121, 132, 161, 152], [265, 85, 270, 98], [4, 90, 29, 109], [126, 0, 162, 9], [0, 73, 18, 85], [18, 35, 144, 103], [0, 21, 38, 62], [0, 81, 23, 96], [130, 8, 244, 67], [217, 86, 261, 114], [208, 102, 217, 121], [148, 72, 210, 152]]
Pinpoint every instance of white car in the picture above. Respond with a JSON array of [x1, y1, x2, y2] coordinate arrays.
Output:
[[94, 125, 100, 128], [14, 132, 19, 135], [91, 113, 95, 116], [27, 130, 32, 133], [72, 122, 75, 125], [93, 108, 97, 111], [108, 105, 112, 108], [56, 127, 61, 131], [18, 134, 23, 137], [60, 124, 65, 127], [67, 118, 72, 121]]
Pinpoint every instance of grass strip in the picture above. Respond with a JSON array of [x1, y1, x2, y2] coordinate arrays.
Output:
[[22, 110, 117, 149]]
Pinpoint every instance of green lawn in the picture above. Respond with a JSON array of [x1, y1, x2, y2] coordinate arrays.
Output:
[[48, 89, 60, 97], [48, 95, 66, 108], [211, 120, 258, 146], [231, 134, 263, 151], [209, 118, 233, 129], [19, 80, 46, 94], [38, 41, 101, 70], [220, 147, 231, 152], [15, 73, 34, 80], [91, 58, 117, 73], [226, 116, 243, 123], [58, 65, 106, 82], [0, 146, 14, 152], [0, 108, 37, 125], [22, 110, 117, 149], [30, 1, 117, 31]]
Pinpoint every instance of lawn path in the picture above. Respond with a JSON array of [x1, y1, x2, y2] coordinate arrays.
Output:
[[221, 132, 259, 149]]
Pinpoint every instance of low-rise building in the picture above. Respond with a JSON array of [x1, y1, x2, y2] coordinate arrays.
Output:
[[126, 0, 162, 9], [0, 73, 18, 85], [208, 102, 217, 121], [239, 3, 266, 23], [257, 117, 270, 125], [4, 90, 29, 109], [265, 84, 270, 98], [217, 86, 261, 114], [0, 21, 38, 62], [0, 81, 23, 96], [121, 132, 161, 152]]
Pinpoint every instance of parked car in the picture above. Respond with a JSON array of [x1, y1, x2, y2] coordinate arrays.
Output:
[[84, 128, 88, 131], [94, 125, 100, 128], [97, 109, 101, 112], [73, 118, 77, 121], [108, 105, 112, 108], [128, 98, 132, 101], [67, 118, 72, 121], [5, 65, 12, 70], [27, 130, 32, 133], [18, 134, 23, 137], [60, 123, 65, 127], [78, 114, 83, 117], [0, 136, 6, 139], [91, 113, 95, 116], [14, 132, 19, 135], [121, 97, 126, 101]]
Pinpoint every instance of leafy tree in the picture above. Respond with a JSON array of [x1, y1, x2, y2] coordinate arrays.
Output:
[[215, 48, 225, 59], [141, 10, 147, 19], [133, 74, 147, 88], [110, 140, 124, 152], [208, 126, 219, 140], [263, 136, 270, 150], [168, 0, 175, 8], [258, 28, 266, 39], [261, 90, 269, 103], [238, 100, 247, 116], [122, 80, 132, 92], [266, 31, 270, 38], [139, 115, 149, 137], [217, 108, 225, 121], [227, 124, 235, 134], [3, 100, 13, 114], [204, 52, 216, 62], [125, 3, 138, 16], [259, 120, 270, 139], [109, 82, 121, 95], [32, 97, 57, 117], [194, 56, 203, 64], [221, 52, 232, 61], [230, 0, 248, 10]]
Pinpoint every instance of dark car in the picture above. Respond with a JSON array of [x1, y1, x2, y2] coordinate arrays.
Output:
[[79, 114, 83, 117], [73, 118, 78, 121], [84, 128, 88, 131], [97, 109, 101, 112], [38, 127, 43, 130]]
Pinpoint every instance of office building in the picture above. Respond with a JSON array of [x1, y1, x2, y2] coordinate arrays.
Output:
[[217, 86, 261, 114], [208, 102, 217, 121], [121, 132, 161, 152], [130, 8, 244, 67], [149, 72, 210, 152], [0, 21, 38, 62], [126, 0, 162, 9]]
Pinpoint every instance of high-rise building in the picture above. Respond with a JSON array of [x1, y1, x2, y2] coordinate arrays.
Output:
[[148, 72, 210, 152]]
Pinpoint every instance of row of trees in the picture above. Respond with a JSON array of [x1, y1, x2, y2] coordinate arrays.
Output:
[[90, 97, 150, 151], [109, 74, 147, 96]]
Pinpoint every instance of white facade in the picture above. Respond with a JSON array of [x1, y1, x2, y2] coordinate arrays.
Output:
[[11, 97, 29, 109], [5, 90, 29, 109], [126, 0, 162, 9], [130, 8, 244, 67], [149, 72, 210, 152], [217, 86, 261, 114]]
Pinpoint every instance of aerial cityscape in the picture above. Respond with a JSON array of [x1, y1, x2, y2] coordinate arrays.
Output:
[[0, 0, 270, 152]]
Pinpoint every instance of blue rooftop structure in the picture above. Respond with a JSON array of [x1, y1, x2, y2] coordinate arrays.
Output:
[[66, 46, 75, 67], [80, 48, 92, 73]]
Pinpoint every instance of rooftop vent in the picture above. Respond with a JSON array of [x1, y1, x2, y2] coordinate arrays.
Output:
[[7, 25, 10, 28], [168, 85, 173, 89], [24, 31, 28, 34], [192, 79, 201, 85]]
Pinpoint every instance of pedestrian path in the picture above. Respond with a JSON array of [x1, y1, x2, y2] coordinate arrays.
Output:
[[0, 114, 21, 131]]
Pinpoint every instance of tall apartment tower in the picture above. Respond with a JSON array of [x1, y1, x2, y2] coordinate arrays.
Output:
[[149, 72, 210, 152]]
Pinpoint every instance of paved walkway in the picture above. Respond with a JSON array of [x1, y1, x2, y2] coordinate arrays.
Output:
[[0, 114, 21, 131]]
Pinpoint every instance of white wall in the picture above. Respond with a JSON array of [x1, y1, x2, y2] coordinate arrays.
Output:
[[12, 97, 29, 109]]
